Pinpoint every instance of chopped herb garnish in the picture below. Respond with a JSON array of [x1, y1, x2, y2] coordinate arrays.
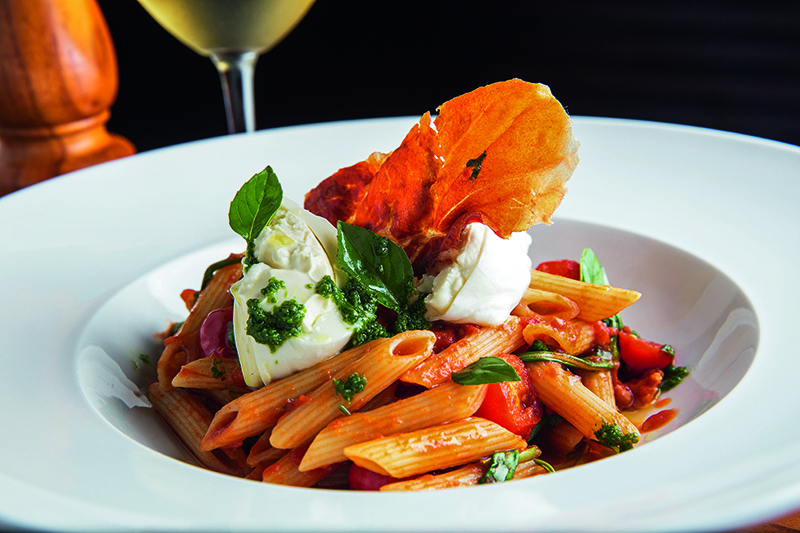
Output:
[[479, 447, 544, 484], [210, 358, 226, 380], [333, 373, 368, 403], [226, 321, 237, 354], [660, 363, 690, 392], [479, 449, 519, 484], [466, 150, 487, 180], [316, 274, 389, 347], [245, 298, 305, 352], [260, 276, 286, 304], [451, 356, 520, 386], [338, 405, 352, 416], [594, 421, 639, 453]]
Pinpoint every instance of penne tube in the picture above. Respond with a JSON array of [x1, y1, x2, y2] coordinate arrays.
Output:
[[261, 449, 341, 487], [148, 382, 250, 477], [358, 381, 400, 412], [538, 419, 586, 456], [157, 259, 242, 389], [343, 417, 526, 479], [246, 428, 287, 469], [576, 368, 616, 408], [270, 330, 436, 450], [381, 463, 485, 491], [513, 288, 580, 320], [526, 361, 640, 446], [381, 452, 549, 491], [522, 317, 596, 355], [200, 339, 378, 451], [192, 388, 239, 409], [299, 380, 487, 471], [171, 357, 248, 392], [401, 316, 526, 388], [528, 269, 640, 322], [514, 458, 551, 480]]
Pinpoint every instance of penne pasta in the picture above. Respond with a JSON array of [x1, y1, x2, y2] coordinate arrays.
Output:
[[381, 463, 485, 491], [148, 382, 250, 477], [269, 330, 436, 450], [246, 428, 287, 469], [576, 368, 616, 408], [380, 457, 548, 491], [538, 419, 586, 456], [528, 269, 640, 322], [171, 357, 248, 392], [513, 288, 580, 320], [144, 82, 690, 492], [401, 316, 526, 388], [261, 448, 341, 487], [526, 361, 640, 446], [157, 259, 242, 390], [299, 380, 487, 471], [343, 417, 526, 479], [200, 339, 378, 451], [522, 316, 596, 355]]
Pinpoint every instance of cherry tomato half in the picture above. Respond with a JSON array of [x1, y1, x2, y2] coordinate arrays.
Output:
[[474, 353, 541, 439], [535, 259, 581, 280], [618, 328, 674, 373]]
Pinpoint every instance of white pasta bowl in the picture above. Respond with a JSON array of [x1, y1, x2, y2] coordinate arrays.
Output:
[[0, 115, 796, 532]]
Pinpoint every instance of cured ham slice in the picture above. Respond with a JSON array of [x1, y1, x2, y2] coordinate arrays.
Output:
[[304, 79, 579, 274]]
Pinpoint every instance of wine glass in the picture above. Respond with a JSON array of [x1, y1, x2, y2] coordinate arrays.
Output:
[[137, 0, 316, 134]]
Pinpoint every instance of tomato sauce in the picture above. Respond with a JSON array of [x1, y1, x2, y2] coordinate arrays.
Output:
[[641, 409, 678, 433]]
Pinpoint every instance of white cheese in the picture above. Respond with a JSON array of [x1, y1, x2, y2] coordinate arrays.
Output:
[[231, 200, 351, 388], [423, 223, 532, 326]]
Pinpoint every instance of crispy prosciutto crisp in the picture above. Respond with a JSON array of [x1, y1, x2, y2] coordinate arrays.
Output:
[[304, 79, 579, 274]]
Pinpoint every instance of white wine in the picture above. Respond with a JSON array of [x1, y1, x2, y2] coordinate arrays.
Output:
[[138, 0, 316, 56]]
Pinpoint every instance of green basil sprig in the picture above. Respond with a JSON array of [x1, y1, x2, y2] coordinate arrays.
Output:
[[451, 356, 520, 386], [336, 221, 414, 312], [228, 166, 283, 264]]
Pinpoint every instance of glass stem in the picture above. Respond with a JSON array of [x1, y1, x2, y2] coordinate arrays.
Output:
[[210, 51, 258, 134]]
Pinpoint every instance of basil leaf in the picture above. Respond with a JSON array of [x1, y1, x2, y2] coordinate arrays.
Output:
[[579, 247, 609, 285], [451, 356, 521, 385], [518, 350, 614, 371], [228, 166, 283, 243], [479, 449, 519, 484], [336, 221, 414, 312]]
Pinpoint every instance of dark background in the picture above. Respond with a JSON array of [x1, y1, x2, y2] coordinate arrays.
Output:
[[98, 0, 800, 153]]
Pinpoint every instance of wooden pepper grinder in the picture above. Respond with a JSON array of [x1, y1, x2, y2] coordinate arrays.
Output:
[[0, 0, 135, 197]]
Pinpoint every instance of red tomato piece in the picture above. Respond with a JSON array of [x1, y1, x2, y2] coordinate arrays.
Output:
[[592, 320, 616, 348], [535, 259, 581, 280], [618, 328, 674, 373], [179, 288, 197, 310], [474, 354, 541, 439]]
